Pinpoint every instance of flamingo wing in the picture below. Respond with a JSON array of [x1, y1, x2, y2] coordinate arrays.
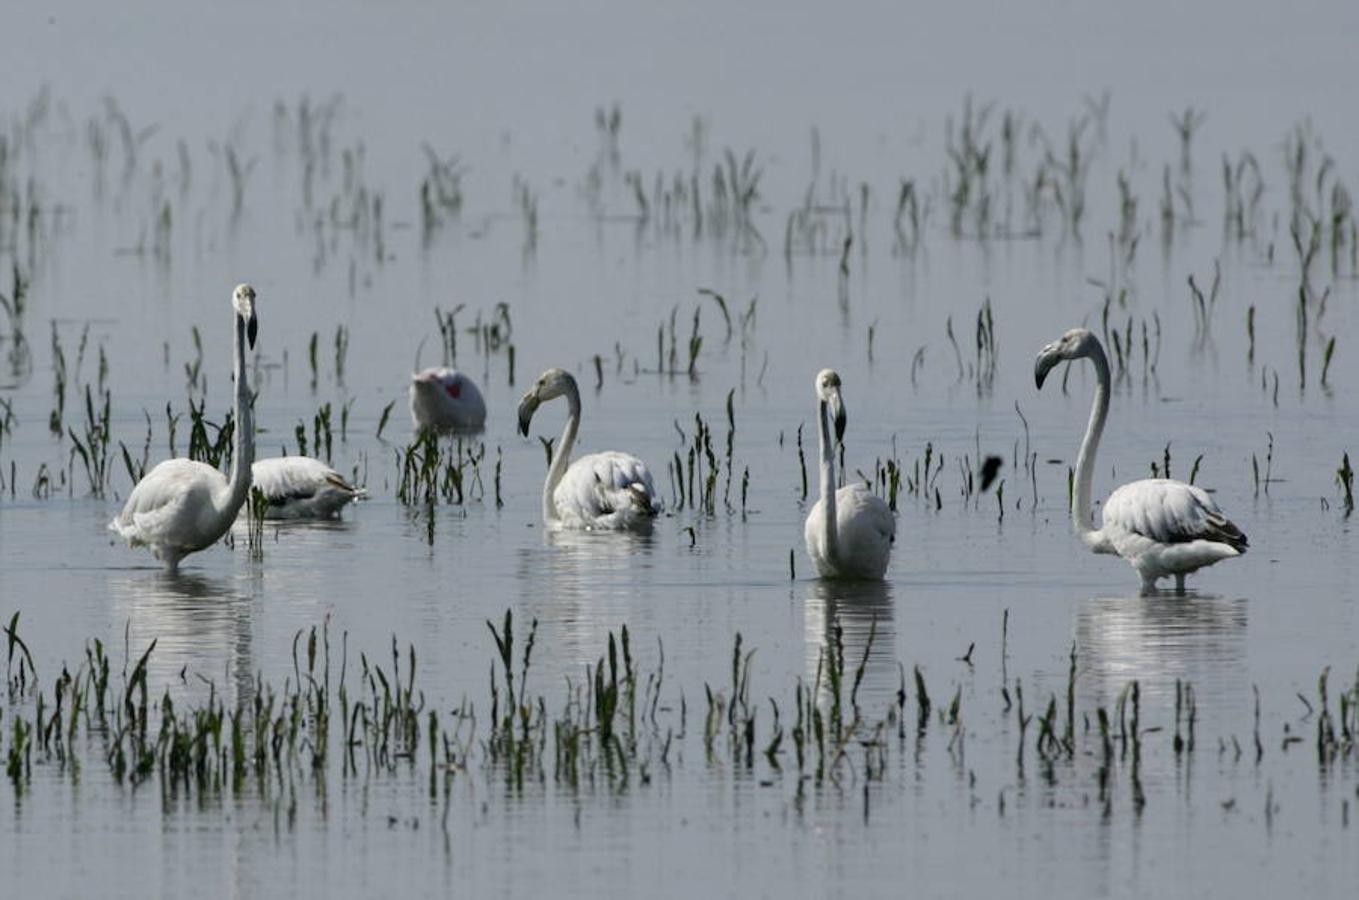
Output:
[[252, 456, 363, 519], [252, 456, 357, 499], [1102, 479, 1248, 552], [554, 451, 661, 529]]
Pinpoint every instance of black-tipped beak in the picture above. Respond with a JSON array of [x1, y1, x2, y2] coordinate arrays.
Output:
[[828, 392, 846, 444], [516, 394, 538, 437], [247, 314, 258, 350], [1034, 352, 1057, 389]]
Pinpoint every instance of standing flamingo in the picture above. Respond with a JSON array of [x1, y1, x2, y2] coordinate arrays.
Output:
[[516, 367, 660, 531], [1034, 327, 1248, 594], [803, 369, 895, 580], [110, 284, 259, 571]]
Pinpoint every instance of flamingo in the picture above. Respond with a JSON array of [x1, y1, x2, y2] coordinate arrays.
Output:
[[516, 367, 660, 531], [110, 284, 259, 571], [251, 456, 364, 519], [803, 369, 895, 580], [409, 367, 486, 432], [1034, 327, 1248, 594]]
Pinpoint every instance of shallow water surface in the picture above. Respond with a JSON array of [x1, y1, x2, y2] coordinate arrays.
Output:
[[2, 1, 1359, 896]]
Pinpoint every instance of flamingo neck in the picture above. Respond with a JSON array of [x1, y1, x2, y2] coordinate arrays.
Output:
[[543, 381, 581, 524], [220, 315, 254, 521], [817, 397, 839, 565], [1073, 341, 1110, 547]]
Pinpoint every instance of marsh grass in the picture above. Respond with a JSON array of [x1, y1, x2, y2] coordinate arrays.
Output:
[[396, 429, 485, 508], [1336, 452, 1354, 517], [66, 384, 112, 497], [0, 605, 1352, 832], [186, 398, 234, 469]]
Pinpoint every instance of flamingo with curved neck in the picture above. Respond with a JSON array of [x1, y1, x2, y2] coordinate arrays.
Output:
[[517, 367, 659, 531], [1035, 327, 1248, 593]]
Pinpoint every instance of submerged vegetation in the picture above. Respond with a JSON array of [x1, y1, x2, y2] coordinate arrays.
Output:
[[1, 607, 1356, 836]]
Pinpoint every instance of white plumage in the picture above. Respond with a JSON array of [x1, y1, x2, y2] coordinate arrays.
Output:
[[251, 456, 365, 520], [110, 284, 260, 571], [548, 449, 659, 530], [410, 367, 487, 432], [804, 369, 895, 580], [517, 367, 661, 532], [1035, 328, 1248, 594]]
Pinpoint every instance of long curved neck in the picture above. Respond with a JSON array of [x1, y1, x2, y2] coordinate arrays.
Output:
[[817, 397, 839, 564], [218, 315, 254, 521], [543, 381, 581, 523], [1073, 342, 1110, 545]]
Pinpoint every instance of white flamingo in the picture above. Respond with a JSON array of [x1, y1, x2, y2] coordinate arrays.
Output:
[[251, 456, 364, 520], [516, 367, 660, 531], [1034, 327, 1248, 594], [110, 284, 259, 571], [804, 369, 895, 580], [409, 367, 486, 432]]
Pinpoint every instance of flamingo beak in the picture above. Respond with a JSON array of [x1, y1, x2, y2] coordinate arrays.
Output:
[[233, 284, 257, 349], [830, 391, 846, 444], [517, 392, 540, 437], [1034, 346, 1059, 389]]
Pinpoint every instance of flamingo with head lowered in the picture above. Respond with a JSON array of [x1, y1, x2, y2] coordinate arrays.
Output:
[[409, 367, 486, 432], [250, 456, 365, 519]]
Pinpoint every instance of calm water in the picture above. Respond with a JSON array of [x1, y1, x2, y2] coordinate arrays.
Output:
[[2, 1, 1359, 896]]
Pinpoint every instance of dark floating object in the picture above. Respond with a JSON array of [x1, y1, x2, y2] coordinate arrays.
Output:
[[979, 456, 1003, 492]]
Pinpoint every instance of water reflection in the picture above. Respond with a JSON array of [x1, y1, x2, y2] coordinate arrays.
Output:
[[1073, 592, 1248, 709], [514, 529, 658, 675], [803, 580, 897, 710], [231, 515, 358, 543], [108, 570, 255, 704]]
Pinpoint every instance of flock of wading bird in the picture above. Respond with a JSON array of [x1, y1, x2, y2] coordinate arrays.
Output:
[[110, 284, 1249, 594]]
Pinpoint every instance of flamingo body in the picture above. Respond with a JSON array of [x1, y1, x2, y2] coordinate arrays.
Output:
[[111, 460, 239, 569], [410, 367, 486, 432], [1097, 479, 1246, 585], [252, 456, 365, 520], [549, 450, 660, 531], [805, 483, 895, 580]]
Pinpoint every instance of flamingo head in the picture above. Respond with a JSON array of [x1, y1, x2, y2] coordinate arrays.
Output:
[[233, 283, 258, 349], [814, 368, 846, 444], [1034, 327, 1097, 389], [517, 368, 575, 437]]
